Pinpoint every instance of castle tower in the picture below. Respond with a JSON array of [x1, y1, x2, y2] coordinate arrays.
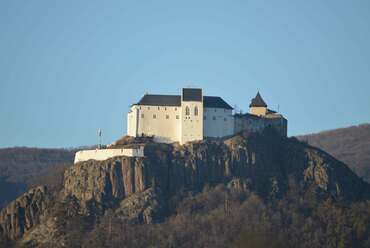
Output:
[[249, 92, 267, 116], [180, 88, 203, 144]]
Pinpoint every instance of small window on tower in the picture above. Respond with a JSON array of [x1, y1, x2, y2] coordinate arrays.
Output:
[[166, 115, 169, 119], [153, 114, 156, 119], [158, 107, 160, 110], [213, 116, 216, 120], [141, 114, 144, 118], [185, 106, 190, 116], [176, 115, 179, 119], [194, 106, 198, 116]]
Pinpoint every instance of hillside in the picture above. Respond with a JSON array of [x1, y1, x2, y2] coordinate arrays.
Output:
[[1, 129, 370, 247], [297, 124, 370, 182], [0, 148, 75, 208]]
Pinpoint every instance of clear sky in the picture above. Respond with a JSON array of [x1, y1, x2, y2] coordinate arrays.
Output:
[[1, 0, 370, 148]]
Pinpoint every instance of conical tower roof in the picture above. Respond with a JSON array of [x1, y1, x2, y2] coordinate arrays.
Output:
[[249, 92, 267, 107]]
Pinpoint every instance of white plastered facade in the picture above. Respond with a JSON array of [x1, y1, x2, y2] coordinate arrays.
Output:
[[127, 89, 287, 144], [128, 105, 181, 143]]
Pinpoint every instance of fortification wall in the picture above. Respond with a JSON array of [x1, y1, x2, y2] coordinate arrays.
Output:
[[234, 114, 287, 136], [135, 105, 181, 143], [204, 108, 234, 138], [74, 147, 144, 164]]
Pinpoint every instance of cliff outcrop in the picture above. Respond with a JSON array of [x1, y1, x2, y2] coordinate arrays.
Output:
[[1, 129, 369, 245], [63, 130, 370, 210], [0, 186, 49, 240]]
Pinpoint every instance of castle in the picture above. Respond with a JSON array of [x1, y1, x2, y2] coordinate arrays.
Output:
[[75, 88, 287, 163], [127, 88, 287, 144]]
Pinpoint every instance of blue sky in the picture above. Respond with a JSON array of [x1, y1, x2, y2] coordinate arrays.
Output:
[[1, 0, 369, 148]]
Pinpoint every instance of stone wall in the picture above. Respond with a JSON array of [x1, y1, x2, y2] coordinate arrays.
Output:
[[74, 147, 144, 164], [204, 107, 234, 138]]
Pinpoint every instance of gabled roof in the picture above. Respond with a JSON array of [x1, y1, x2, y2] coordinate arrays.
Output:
[[137, 94, 181, 106], [249, 92, 267, 107], [136, 94, 233, 109], [203, 96, 233, 109]]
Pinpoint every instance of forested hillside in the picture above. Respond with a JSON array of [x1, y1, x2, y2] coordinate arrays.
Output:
[[297, 124, 370, 182], [0, 148, 74, 208]]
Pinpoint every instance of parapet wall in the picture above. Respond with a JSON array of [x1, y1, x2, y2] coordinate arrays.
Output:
[[74, 147, 144, 164]]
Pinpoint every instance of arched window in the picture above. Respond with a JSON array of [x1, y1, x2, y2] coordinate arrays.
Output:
[[194, 106, 198, 116], [185, 106, 190, 116]]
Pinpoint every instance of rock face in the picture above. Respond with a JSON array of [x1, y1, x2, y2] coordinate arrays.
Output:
[[0, 186, 49, 240], [115, 188, 163, 224], [1, 130, 370, 243], [63, 131, 370, 211]]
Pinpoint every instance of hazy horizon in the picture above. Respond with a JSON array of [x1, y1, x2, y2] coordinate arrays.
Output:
[[1, 1, 370, 148]]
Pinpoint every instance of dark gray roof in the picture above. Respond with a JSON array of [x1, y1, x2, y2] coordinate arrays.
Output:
[[137, 94, 181, 106], [267, 109, 276, 114], [182, 88, 202, 101], [203, 96, 233, 109], [234, 112, 262, 119], [249, 92, 267, 107], [136, 94, 233, 109]]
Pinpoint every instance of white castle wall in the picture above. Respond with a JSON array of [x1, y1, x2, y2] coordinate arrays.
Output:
[[127, 107, 138, 137], [126, 91, 287, 144], [203, 108, 234, 138], [135, 105, 181, 143], [181, 100, 203, 144], [74, 147, 144, 164]]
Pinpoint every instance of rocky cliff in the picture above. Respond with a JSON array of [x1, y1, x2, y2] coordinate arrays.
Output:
[[1, 129, 369, 245], [0, 186, 49, 240], [64, 130, 370, 208]]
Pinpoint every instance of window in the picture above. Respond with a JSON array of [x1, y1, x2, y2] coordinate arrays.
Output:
[[158, 107, 160, 110], [204, 116, 206, 120], [185, 106, 190, 116], [194, 106, 198, 116], [153, 114, 156, 119], [166, 115, 169, 119], [148, 107, 150, 110], [175, 108, 177, 111], [176, 115, 179, 119], [213, 116, 216, 120], [165, 107, 167, 111], [139, 106, 141, 110], [224, 118, 227, 121], [141, 114, 144, 118], [214, 109, 217, 112]]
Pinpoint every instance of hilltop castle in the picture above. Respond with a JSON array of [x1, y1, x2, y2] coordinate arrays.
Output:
[[127, 88, 287, 144], [75, 88, 287, 163]]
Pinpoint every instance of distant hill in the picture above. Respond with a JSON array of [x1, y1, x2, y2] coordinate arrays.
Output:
[[0, 147, 75, 209], [297, 123, 370, 182]]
